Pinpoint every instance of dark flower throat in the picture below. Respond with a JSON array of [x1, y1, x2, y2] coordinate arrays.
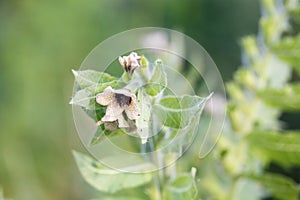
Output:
[[115, 93, 132, 107]]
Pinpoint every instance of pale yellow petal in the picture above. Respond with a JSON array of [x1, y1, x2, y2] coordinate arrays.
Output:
[[117, 115, 130, 128], [96, 86, 114, 105], [106, 101, 124, 117], [101, 114, 119, 122], [125, 101, 140, 120]]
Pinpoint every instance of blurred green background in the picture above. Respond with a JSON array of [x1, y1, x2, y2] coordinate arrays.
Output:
[[0, 0, 263, 199]]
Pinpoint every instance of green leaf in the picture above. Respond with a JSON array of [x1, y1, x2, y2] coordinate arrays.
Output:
[[241, 36, 259, 63], [233, 68, 256, 89], [89, 128, 126, 146], [69, 88, 95, 110], [84, 101, 106, 122], [247, 131, 300, 167], [163, 173, 197, 200], [257, 83, 300, 112], [245, 173, 300, 200], [70, 80, 118, 110], [145, 60, 167, 96], [145, 83, 164, 96], [153, 94, 210, 129], [89, 127, 105, 145], [73, 151, 153, 194], [260, 0, 288, 44], [140, 55, 149, 68], [158, 115, 200, 154], [72, 69, 117, 89], [272, 34, 300, 75]]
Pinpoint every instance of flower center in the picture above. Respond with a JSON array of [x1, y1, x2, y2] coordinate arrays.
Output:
[[115, 93, 132, 107]]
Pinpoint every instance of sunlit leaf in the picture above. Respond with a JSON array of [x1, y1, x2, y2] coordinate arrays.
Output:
[[145, 60, 167, 96], [70, 81, 118, 110], [140, 56, 149, 67], [247, 131, 300, 167], [72, 69, 117, 89], [241, 36, 259, 63], [73, 151, 153, 194], [69, 88, 95, 110], [244, 173, 300, 200], [153, 94, 210, 129], [233, 68, 256, 89], [257, 83, 300, 112], [272, 34, 300, 75], [260, 0, 288, 44], [145, 83, 164, 96]]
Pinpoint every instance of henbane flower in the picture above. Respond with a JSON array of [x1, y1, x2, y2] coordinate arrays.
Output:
[[118, 52, 142, 74], [96, 86, 140, 132]]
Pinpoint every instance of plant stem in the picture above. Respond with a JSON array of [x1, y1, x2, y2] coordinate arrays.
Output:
[[147, 137, 162, 200]]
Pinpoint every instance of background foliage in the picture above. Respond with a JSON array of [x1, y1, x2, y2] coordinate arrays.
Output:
[[0, 0, 299, 199]]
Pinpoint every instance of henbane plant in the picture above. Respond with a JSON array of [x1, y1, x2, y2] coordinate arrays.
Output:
[[70, 50, 211, 199]]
